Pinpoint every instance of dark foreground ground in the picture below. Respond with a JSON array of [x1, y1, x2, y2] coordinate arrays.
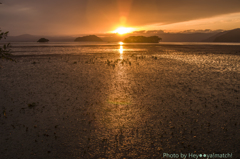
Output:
[[0, 45, 240, 158]]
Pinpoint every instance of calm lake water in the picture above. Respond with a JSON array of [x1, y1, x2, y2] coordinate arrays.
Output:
[[5, 42, 240, 74], [2, 41, 240, 56]]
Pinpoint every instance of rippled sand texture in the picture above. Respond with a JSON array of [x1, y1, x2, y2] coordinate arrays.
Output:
[[0, 45, 240, 158]]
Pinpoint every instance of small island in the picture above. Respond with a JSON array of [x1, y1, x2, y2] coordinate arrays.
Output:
[[123, 36, 162, 43], [74, 35, 103, 42], [37, 38, 49, 42]]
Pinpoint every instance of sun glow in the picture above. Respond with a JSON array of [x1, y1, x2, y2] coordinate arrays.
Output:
[[113, 27, 134, 35]]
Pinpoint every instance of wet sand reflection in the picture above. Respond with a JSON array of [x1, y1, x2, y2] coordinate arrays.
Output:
[[91, 43, 146, 158], [97, 42, 143, 129]]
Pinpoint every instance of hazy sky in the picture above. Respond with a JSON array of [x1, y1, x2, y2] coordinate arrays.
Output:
[[1, 0, 240, 36]]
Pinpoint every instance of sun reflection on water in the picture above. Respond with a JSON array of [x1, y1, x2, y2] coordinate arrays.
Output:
[[119, 46, 123, 54], [119, 42, 124, 59]]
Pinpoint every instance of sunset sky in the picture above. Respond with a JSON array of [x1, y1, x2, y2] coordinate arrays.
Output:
[[1, 0, 240, 36]]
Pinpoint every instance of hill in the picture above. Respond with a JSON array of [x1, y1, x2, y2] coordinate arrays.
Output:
[[214, 28, 240, 42], [202, 28, 240, 42], [202, 31, 227, 42], [1, 34, 75, 42]]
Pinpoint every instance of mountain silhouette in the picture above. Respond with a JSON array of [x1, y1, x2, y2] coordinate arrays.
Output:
[[202, 28, 240, 42]]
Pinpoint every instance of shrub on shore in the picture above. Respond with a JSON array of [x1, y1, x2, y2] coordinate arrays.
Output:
[[0, 30, 12, 61]]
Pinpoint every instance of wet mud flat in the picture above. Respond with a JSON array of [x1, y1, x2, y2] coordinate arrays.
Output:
[[0, 45, 240, 158]]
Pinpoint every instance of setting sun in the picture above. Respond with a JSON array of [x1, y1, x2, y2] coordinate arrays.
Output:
[[112, 27, 134, 35]]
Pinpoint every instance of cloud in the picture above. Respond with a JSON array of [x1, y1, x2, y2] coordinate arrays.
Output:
[[146, 30, 165, 34], [132, 30, 146, 34], [132, 29, 223, 35], [126, 0, 240, 26], [1, 0, 240, 35], [179, 29, 224, 34]]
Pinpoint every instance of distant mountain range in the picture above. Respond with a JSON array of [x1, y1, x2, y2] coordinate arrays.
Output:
[[202, 28, 240, 42], [2, 28, 240, 42], [1, 34, 76, 42]]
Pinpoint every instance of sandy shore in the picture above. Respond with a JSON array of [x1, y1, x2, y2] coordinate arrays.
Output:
[[0, 48, 240, 158]]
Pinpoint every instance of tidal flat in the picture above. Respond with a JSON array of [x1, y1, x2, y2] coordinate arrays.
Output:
[[0, 44, 240, 158]]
